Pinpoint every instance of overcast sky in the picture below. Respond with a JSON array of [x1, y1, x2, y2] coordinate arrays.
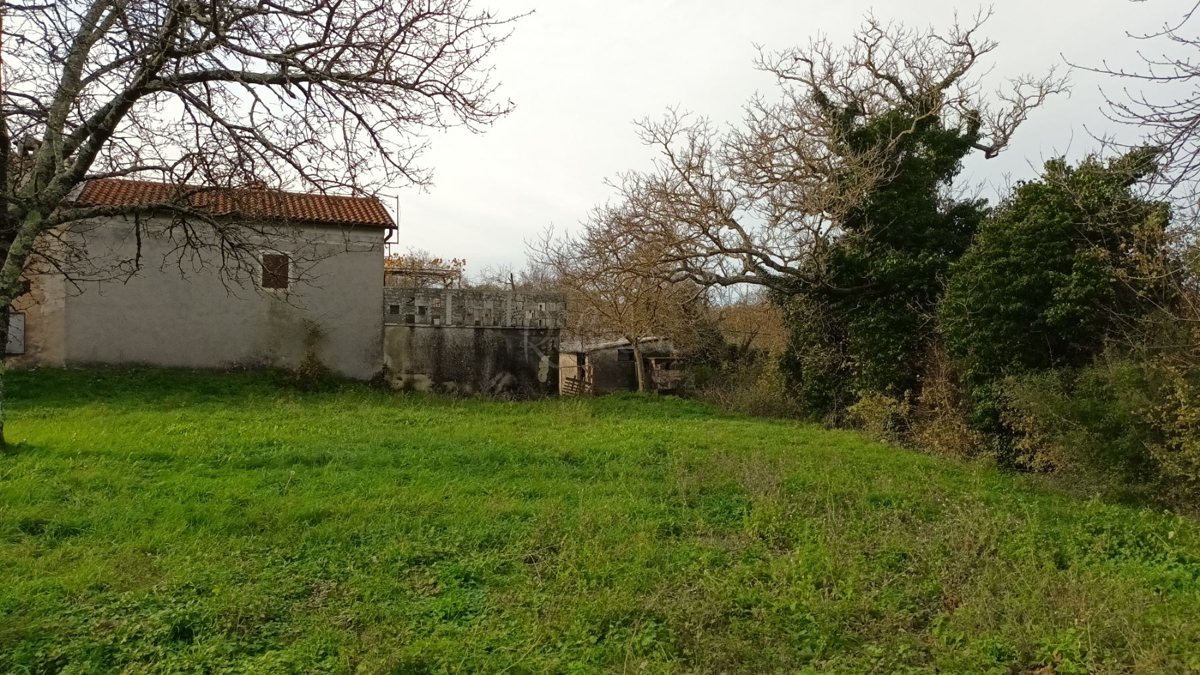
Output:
[[391, 0, 1194, 273]]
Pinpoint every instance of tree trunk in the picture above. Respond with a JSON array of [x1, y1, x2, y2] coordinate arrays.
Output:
[[630, 338, 646, 393], [0, 210, 60, 452], [0, 214, 40, 453], [0, 307, 9, 450]]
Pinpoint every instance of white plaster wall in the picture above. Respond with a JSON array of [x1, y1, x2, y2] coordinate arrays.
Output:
[[55, 215, 385, 380], [9, 272, 68, 368]]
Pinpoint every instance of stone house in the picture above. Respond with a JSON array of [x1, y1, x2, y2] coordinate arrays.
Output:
[[11, 178, 394, 380]]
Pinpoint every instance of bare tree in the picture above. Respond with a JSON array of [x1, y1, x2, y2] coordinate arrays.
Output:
[[470, 262, 517, 290], [1071, 2, 1200, 344], [385, 248, 467, 289], [710, 287, 789, 357], [470, 260, 560, 292], [1073, 2, 1200, 203], [533, 214, 704, 392], [0, 0, 519, 445], [601, 12, 1065, 293]]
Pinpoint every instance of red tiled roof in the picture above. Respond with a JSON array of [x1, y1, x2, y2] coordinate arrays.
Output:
[[74, 178, 395, 228]]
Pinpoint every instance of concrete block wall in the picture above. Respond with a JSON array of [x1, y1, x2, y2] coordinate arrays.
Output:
[[382, 288, 566, 329], [381, 288, 566, 396]]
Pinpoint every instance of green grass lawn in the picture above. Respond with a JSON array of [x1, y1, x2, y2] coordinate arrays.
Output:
[[2, 370, 1199, 674]]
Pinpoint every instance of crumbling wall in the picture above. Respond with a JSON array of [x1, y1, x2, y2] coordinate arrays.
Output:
[[382, 288, 565, 396], [383, 325, 559, 396]]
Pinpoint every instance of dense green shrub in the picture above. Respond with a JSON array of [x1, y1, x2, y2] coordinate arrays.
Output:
[[781, 108, 986, 405], [1000, 359, 1161, 480], [842, 345, 987, 458], [692, 353, 802, 419], [999, 353, 1200, 500], [941, 150, 1170, 434], [1144, 361, 1200, 495], [777, 292, 853, 422], [909, 344, 986, 459], [845, 392, 911, 444]]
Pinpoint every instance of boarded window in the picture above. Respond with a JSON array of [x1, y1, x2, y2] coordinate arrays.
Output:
[[262, 254, 289, 289], [389, 304, 400, 315], [617, 348, 635, 362]]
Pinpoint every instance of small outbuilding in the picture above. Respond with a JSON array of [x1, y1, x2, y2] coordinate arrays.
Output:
[[559, 337, 679, 395]]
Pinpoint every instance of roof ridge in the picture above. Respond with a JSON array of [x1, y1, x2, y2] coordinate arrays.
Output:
[[75, 177, 396, 228], [85, 177, 384, 203]]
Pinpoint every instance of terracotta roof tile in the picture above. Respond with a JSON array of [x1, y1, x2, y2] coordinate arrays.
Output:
[[74, 178, 395, 228]]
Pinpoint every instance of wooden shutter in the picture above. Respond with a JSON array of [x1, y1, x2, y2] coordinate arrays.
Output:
[[262, 254, 289, 289]]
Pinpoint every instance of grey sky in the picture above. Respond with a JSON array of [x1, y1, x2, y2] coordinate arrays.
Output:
[[393, 0, 1193, 272]]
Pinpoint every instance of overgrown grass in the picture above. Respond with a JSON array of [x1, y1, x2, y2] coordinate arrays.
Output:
[[2, 369, 1199, 673]]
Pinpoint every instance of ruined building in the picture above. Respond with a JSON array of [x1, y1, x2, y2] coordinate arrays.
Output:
[[382, 287, 566, 396]]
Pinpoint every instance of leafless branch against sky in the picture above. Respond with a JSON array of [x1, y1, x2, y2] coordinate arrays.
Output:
[[387, 0, 1188, 272], [576, 13, 1064, 293], [0, 0, 519, 302]]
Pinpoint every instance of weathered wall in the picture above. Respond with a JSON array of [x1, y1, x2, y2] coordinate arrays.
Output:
[[22, 215, 386, 380], [381, 288, 564, 396], [588, 339, 675, 395], [383, 324, 559, 396], [558, 352, 587, 395], [382, 287, 566, 328], [9, 272, 67, 367]]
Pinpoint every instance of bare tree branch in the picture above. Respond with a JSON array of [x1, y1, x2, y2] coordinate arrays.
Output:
[[597, 13, 1066, 293], [1, 0, 521, 294]]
